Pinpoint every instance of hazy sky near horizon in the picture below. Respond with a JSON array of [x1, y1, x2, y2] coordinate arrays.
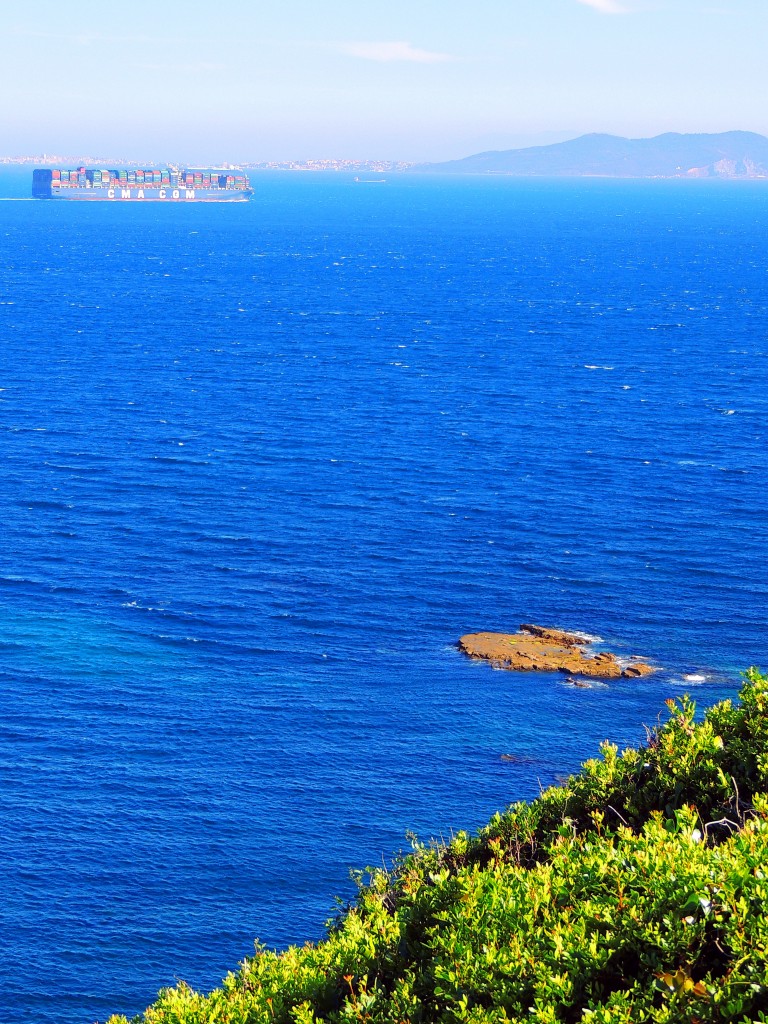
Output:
[[3, 0, 766, 162]]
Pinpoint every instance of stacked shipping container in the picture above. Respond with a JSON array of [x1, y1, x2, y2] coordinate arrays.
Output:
[[41, 168, 251, 192]]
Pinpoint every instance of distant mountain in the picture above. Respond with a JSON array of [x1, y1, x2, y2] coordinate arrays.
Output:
[[418, 131, 768, 178]]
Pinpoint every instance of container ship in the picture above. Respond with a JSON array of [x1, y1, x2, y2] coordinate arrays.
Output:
[[32, 167, 252, 201]]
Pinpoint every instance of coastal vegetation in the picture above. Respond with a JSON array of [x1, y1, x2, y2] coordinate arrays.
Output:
[[109, 669, 768, 1024]]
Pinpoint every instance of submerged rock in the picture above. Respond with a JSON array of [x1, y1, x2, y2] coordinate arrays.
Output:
[[563, 676, 593, 688], [458, 624, 656, 679]]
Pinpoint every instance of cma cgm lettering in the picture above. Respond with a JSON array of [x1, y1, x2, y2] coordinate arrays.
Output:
[[32, 167, 252, 202], [110, 188, 197, 199]]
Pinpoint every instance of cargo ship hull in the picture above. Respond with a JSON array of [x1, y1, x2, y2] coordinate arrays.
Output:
[[43, 186, 251, 202]]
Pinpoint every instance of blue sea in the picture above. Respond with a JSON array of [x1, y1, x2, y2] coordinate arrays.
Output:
[[0, 166, 766, 1024]]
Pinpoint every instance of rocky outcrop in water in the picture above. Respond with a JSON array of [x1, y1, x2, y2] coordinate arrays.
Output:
[[458, 625, 656, 679]]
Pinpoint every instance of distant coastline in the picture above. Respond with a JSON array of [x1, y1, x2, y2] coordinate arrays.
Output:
[[0, 155, 413, 173], [416, 130, 768, 179], [6, 130, 768, 179]]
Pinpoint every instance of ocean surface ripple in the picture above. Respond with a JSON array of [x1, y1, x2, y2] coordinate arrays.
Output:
[[0, 169, 766, 1023]]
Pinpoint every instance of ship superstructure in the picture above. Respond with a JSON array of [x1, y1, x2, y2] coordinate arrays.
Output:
[[32, 167, 252, 201]]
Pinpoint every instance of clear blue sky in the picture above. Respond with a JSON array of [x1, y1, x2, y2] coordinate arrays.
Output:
[[3, 0, 766, 162]]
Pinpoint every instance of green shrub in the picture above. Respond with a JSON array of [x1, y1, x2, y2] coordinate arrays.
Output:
[[109, 669, 768, 1024]]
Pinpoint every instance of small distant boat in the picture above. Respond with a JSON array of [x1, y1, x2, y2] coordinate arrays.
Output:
[[353, 177, 387, 183]]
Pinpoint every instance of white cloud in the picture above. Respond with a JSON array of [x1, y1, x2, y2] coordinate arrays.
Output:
[[336, 41, 453, 63], [575, 0, 627, 12]]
